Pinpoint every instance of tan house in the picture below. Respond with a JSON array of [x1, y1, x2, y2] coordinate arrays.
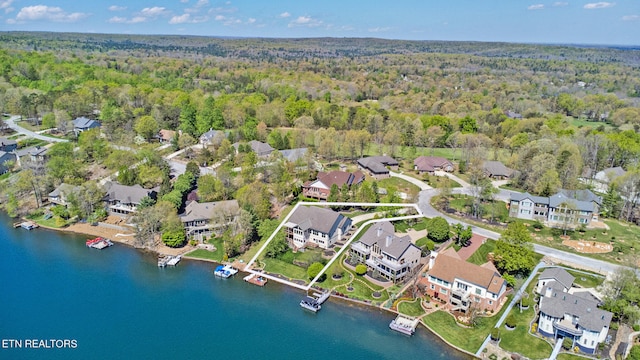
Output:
[[180, 200, 240, 239], [424, 248, 507, 313], [414, 156, 454, 174]]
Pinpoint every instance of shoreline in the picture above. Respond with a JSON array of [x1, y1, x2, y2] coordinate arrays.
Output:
[[24, 218, 477, 359]]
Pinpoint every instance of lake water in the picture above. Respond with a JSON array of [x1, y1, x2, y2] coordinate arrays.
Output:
[[0, 213, 469, 359]]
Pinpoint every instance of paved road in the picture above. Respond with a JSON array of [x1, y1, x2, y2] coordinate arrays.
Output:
[[5, 116, 69, 143], [417, 188, 631, 276]]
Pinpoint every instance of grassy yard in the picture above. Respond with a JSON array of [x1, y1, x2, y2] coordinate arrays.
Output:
[[499, 306, 553, 359], [448, 195, 510, 223], [467, 239, 496, 265], [394, 218, 428, 232], [375, 177, 421, 201], [555, 354, 587, 360], [421, 174, 462, 188], [262, 257, 308, 282], [422, 295, 512, 353], [397, 299, 425, 317], [565, 269, 605, 289], [185, 236, 225, 262]]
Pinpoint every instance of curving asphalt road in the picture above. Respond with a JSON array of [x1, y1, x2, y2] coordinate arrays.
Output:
[[415, 185, 630, 277], [5, 115, 69, 143]]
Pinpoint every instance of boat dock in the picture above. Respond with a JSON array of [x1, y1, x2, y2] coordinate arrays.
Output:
[[158, 255, 181, 267], [310, 290, 330, 305], [17, 221, 39, 230], [214, 264, 239, 278], [389, 314, 419, 336], [243, 273, 267, 287]]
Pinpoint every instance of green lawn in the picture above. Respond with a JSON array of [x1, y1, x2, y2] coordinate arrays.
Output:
[[394, 218, 428, 232], [185, 236, 225, 262], [556, 353, 589, 360], [421, 174, 462, 188], [447, 195, 509, 223], [499, 306, 553, 359], [467, 239, 496, 265], [397, 299, 425, 317], [262, 258, 308, 282], [423, 295, 512, 353], [333, 277, 389, 303], [375, 177, 420, 200], [565, 269, 604, 289]]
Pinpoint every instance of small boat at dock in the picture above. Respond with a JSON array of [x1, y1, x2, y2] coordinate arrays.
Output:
[[243, 273, 267, 287], [389, 314, 419, 336], [300, 297, 321, 312], [86, 237, 113, 249], [214, 265, 238, 278]]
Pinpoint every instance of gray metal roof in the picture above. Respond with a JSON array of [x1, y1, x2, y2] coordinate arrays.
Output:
[[72, 117, 100, 129], [539, 267, 575, 290], [539, 290, 612, 332], [104, 182, 156, 204], [287, 206, 351, 237]]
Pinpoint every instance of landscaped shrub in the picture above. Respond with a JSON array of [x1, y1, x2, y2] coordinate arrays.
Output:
[[562, 337, 573, 350], [505, 314, 516, 329], [502, 273, 516, 287], [532, 220, 544, 229], [488, 353, 498, 360], [490, 328, 501, 341], [520, 297, 531, 308], [355, 264, 367, 275], [633, 324, 640, 332]]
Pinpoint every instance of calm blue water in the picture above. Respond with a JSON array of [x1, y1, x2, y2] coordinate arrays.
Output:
[[0, 213, 469, 360]]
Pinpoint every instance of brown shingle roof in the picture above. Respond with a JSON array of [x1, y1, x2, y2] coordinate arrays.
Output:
[[429, 250, 506, 295], [316, 170, 365, 188], [414, 156, 453, 172]]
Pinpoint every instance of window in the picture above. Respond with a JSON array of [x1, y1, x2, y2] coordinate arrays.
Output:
[[475, 288, 482, 295], [488, 300, 493, 305], [475, 297, 480, 303], [440, 288, 448, 295], [430, 284, 435, 290]]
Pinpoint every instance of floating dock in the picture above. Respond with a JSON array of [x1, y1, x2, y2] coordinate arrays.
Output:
[[243, 273, 267, 287], [158, 255, 181, 267], [166, 255, 181, 266], [86, 237, 113, 249], [389, 314, 419, 335], [214, 264, 238, 278], [19, 221, 39, 230]]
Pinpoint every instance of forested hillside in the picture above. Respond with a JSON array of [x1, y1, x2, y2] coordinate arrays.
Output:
[[1, 32, 640, 228]]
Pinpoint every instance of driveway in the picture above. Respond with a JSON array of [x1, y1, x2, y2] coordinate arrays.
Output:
[[389, 171, 432, 190], [5, 115, 69, 143], [434, 170, 470, 188]]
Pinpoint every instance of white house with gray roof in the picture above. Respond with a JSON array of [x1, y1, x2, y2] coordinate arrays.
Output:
[[49, 183, 82, 206], [509, 189, 602, 227], [180, 200, 240, 239], [349, 221, 421, 283], [283, 206, 351, 250], [538, 285, 612, 354], [535, 267, 575, 294]]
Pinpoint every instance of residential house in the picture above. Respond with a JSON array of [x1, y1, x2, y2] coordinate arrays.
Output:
[[538, 286, 612, 354], [279, 148, 308, 163], [592, 166, 626, 193], [349, 221, 421, 283], [505, 110, 523, 120], [509, 189, 602, 226], [72, 117, 101, 136], [535, 267, 575, 295], [180, 200, 240, 239], [0, 151, 16, 174], [157, 129, 176, 144], [414, 156, 454, 174], [357, 156, 399, 179], [424, 248, 507, 313], [302, 170, 365, 200], [283, 206, 352, 250], [482, 161, 513, 179], [48, 183, 81, 206], [103, 182, 157, 216], [0, 137, 17, 152], [199, 129, 226, 146], [233, 140, 275, 157], [14, 146, 48, 170]]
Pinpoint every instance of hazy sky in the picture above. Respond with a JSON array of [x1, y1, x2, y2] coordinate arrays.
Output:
[[0, 0, 638, 45]]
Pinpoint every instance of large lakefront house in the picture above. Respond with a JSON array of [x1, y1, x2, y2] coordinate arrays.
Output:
[[302, 170, 365, 200], [424, 248, 507, 313], [103, 182, 157, 216], [349, 221, 421, 283], [509, 189, 602, 227], [180, 200, 240, 239], [536, 267, 612, 354], [283, 206, 352, 250]]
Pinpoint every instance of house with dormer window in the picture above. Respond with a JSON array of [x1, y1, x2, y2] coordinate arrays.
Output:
[[283, 206, 351, 250]]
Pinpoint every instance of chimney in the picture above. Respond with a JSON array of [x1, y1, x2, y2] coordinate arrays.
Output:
[[376, 227, 382, 237], [428, 252, 438, 269], [386, 235, 392, 248]]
